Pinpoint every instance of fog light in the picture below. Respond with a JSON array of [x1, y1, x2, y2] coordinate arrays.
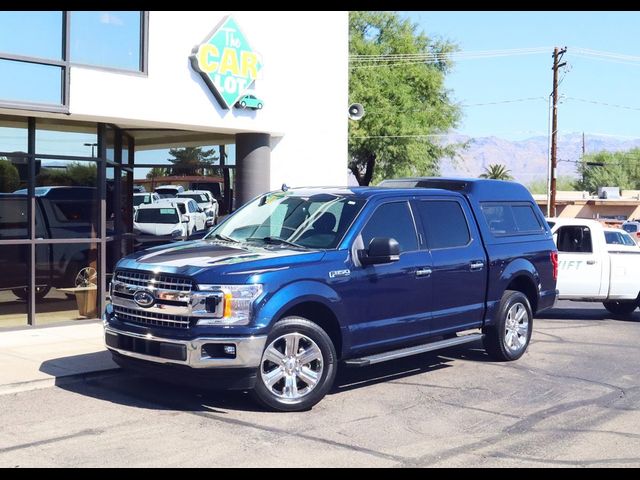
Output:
[[223, 345, 236, 356]]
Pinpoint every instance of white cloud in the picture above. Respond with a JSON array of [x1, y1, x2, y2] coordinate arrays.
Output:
[[99, 12, 124, 26]]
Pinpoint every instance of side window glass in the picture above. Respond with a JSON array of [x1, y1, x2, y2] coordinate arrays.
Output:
[[417, 201, 470, 249], [360, 202, 418, 253], [556, 226, 593, 253]]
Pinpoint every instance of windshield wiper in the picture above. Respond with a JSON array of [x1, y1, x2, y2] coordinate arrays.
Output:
[[212, 233, 239, 243], [246, 236, 307, 249]]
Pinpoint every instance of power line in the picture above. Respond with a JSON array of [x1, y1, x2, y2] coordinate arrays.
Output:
[[565, 96, 640, 112]]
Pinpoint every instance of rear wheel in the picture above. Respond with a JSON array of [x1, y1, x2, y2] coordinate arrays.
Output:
[[251, 317, 337, 412], [483, 290, 532, 361], [603, 300, 637, 316]]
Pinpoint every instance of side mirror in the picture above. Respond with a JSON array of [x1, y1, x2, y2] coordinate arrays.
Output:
[[182, 214, 190, 223], [358, 237, 400, 266]]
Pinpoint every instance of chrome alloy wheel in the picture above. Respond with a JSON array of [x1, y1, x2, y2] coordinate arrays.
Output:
[[260, 333, 324, 403], [504, 302, 529, 353]]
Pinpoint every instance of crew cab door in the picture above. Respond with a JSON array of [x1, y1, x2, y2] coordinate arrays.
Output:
[[553, 224, 604, 297], [413, 197, 487, 335], [346, 200, 433, 350]]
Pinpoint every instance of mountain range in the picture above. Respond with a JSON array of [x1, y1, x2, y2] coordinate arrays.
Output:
[[439, 133, 640, 186]]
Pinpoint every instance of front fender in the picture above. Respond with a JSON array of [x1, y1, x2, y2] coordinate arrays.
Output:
[[254, 280, 351, 349]]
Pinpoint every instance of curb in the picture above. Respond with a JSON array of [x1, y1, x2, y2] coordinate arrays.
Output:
[[0, 367, 121, 396]]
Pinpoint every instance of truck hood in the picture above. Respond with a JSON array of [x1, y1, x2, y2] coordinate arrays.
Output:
[[118, 239, 325, 278]]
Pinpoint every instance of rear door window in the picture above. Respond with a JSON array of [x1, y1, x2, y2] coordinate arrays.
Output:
[[416, 200, 470, 249]]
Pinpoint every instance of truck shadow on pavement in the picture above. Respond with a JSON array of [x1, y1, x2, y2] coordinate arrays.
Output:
[[50, 341, 494, 413], [540, 306, 640, 323]]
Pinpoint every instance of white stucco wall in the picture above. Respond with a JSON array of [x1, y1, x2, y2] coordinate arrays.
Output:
[[68, 11, 349, 189]]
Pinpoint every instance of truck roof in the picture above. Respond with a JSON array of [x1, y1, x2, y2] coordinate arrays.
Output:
[[377, 177, 535, 202], [283, 178, 532, 202]]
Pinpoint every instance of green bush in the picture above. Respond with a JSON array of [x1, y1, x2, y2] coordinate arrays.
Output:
[[0, 158, 20, 193]]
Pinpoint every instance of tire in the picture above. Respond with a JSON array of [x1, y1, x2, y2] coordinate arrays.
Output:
[[12, 285, 51, 301], [251, 317, 337, 412], [603, 300, 637, 316], [483, 290, 533, 361], [257, 103, 263, 110], [240, 101, 246, 108]]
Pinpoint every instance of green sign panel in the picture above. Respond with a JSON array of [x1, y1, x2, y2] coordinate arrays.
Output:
[[190, 16, 263, 110]]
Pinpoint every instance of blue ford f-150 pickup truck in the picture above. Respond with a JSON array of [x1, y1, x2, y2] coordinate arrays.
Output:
[[103, 178, 558, 411]]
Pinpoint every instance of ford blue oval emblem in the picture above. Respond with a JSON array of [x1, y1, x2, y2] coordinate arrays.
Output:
[[133, 290, 155, 308]]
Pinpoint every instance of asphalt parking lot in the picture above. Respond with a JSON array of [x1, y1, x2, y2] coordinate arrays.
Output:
[[0, 300, 638, 467]]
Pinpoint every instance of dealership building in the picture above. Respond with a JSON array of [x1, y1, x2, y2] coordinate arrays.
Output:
[[0, 11, 349, 327]]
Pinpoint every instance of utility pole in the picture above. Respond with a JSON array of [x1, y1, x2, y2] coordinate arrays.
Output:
[[550, 46, 567, 217]]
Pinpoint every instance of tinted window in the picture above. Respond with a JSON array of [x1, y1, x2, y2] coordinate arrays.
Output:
[[623, 224, 638, 233], [417, 200, 470, 249], [69, 11, 143, 71], [361, 202, 418, 253], [0, 11, 63, 60], [136, 208, 178, 224], [0, 59, 63, 105], [481, 203, 543, 236], [481, 204, 517, 235], [556, 226, 593, 253], [512, 205, 543, 232]]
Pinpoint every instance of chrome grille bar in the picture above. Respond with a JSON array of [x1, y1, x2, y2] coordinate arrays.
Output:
[[114, 305, 191, 330]]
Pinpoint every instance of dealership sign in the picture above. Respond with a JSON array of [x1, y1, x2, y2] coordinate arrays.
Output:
[[190, 16, 262, 110]]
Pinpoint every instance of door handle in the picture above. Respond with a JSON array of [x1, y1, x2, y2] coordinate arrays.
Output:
[[416, 268, 432, 277], [470, 261, 485, 271], [586, 259, 597, 265]]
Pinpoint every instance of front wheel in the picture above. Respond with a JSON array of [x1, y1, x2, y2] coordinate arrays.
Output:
[[251, 317, 337, 412], [483, 290, 533, 361], [603, 300, 637, 316]]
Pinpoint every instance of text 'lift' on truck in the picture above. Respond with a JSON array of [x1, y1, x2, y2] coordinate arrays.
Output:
[[103, 178, 558, 411]]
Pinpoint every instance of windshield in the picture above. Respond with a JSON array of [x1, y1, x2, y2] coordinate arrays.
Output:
[[178, 193, 208, 203], [605, 230, 636, 246], [136, 208, 179, 224], [207, 192, 365, 249], [133, 194, 151, 207]]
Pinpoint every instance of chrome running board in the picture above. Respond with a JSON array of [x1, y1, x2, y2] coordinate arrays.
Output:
[[344, 333, 484, 367]]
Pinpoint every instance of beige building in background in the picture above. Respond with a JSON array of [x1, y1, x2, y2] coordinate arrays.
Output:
[[534, 190, 640, 221]]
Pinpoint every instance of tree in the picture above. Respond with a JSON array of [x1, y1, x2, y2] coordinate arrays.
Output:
[[575, 149, 640, 193], [348, 11, 462, 186], [479, 164, 513, 180], [146, 167, 169, 180], [167, 147, 218, 176], [35, 163, 97, 187], [0, 158, 20, 192]]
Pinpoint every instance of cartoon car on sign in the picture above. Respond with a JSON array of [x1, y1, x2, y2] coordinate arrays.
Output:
[[235, 94, 263, 110]]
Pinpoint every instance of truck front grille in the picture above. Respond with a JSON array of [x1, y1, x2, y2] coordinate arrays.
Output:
[[113, 305, 191, 330], [114, 270, 194, 293]]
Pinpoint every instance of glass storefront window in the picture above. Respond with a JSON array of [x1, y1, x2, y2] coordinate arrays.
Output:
[[35, 242, 99, 324], [0, 59, 63, 105], [0, 115, 28, 153], [0, 11, 63, 60], [0, 245, 29, 327], [0, 156, 29, 240], [36, 118, 98, 157], [31, 159, 99, 239], [70, 11, 142, 71]]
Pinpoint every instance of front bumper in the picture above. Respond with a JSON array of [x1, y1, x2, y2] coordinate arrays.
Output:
[[103, 320, 267, 369]]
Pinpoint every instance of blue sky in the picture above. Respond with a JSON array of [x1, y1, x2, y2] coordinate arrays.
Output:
[[401, 11, 640, 141]]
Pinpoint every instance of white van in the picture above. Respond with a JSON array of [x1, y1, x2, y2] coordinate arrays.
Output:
[[155, 197, 207, 235]]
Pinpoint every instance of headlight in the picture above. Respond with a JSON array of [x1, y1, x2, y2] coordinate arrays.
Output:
[[196, 284, 263, 326]]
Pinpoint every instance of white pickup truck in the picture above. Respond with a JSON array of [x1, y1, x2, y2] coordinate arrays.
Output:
[[547, 218, 640, 315]]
